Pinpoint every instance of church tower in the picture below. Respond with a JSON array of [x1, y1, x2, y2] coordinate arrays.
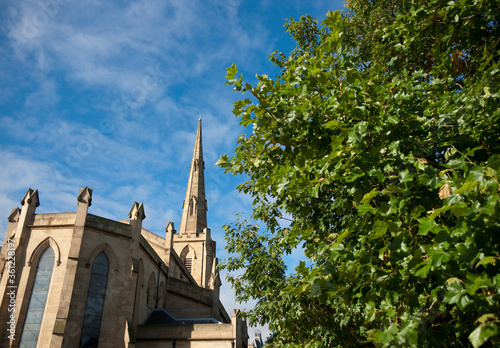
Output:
[[172, 119, 219, 290], [179, 118, 207, 235]]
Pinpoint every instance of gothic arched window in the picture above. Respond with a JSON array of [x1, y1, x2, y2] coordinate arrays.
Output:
[[19, 247, 55, 347], [158, 282, 165, 308], [80, 252, 108, 348], [180, 246, 195, 275], [146, 272, 156, 308]]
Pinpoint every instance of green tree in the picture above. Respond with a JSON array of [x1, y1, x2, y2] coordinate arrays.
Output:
[[218, 0, 499, 347]]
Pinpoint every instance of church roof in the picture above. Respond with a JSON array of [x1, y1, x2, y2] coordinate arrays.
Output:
[[143, 309, 220, 325]]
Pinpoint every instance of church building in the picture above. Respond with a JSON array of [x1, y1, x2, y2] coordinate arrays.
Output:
[[0, 120, 248, 347]]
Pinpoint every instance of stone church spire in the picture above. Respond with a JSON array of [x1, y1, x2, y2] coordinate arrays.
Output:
[[179, 118, 207, 235]]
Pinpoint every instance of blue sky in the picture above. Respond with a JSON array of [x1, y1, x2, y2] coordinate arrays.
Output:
[[0, 0, 345, 341]]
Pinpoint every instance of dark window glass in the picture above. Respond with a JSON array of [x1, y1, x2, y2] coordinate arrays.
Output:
[[79, 253, 108, 348], [19, 247, 55, 348], [146, 274, 155, 307]]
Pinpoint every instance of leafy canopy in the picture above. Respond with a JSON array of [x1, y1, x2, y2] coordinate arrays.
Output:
[[218, 0, 499, 346]]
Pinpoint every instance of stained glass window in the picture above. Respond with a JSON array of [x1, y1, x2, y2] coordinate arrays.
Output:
[[79, 252, 108, 348], [19, 247, 55, 348]]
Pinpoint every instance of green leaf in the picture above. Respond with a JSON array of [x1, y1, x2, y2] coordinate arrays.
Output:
[[388, 56, 398, 67], [458, 294, 472, 310], [357, 204, 377, 216], [414, 262, 431, 278], [310, 283, 321, 297], [400, 169, 413, 183], [475, 314, 498, 325], [365, 301, 377, 322], [375, 323, 398, 344], [369, 220, 388, 240], [417, 217, 436, 235], [484, 167, 497, 179], [311, 183, 320, 198], [469, 325, 485, 348], [445, 277, 463, 286], [216, 156, 228, 166], [225, 63, 238, 81], [469, 323, 499, 348], [336, 229, 349, 243], [487, 154, 500, 171], [381, 185, 403, 196], [361, 189, 378, 204], [476, 256, 498, 268], [443, 280, 464, 305], [323, 120, 343, 130], [453, 180, 478, 195]]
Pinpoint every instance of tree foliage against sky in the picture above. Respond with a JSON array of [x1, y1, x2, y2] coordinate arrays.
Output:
[[218, 0, 499, 346]]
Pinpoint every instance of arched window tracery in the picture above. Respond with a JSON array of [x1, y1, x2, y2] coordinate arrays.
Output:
[[19, 247, 55, 347], [80, 252, 108, 348]]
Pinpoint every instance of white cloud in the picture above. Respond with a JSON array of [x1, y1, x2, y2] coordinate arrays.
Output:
[[5, 0, 276, 97], [0, 150, 80, 238]]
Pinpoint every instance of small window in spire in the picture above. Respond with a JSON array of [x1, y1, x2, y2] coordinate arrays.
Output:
[[189, 196, 197, 216], [184, 258, 192, 273]]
